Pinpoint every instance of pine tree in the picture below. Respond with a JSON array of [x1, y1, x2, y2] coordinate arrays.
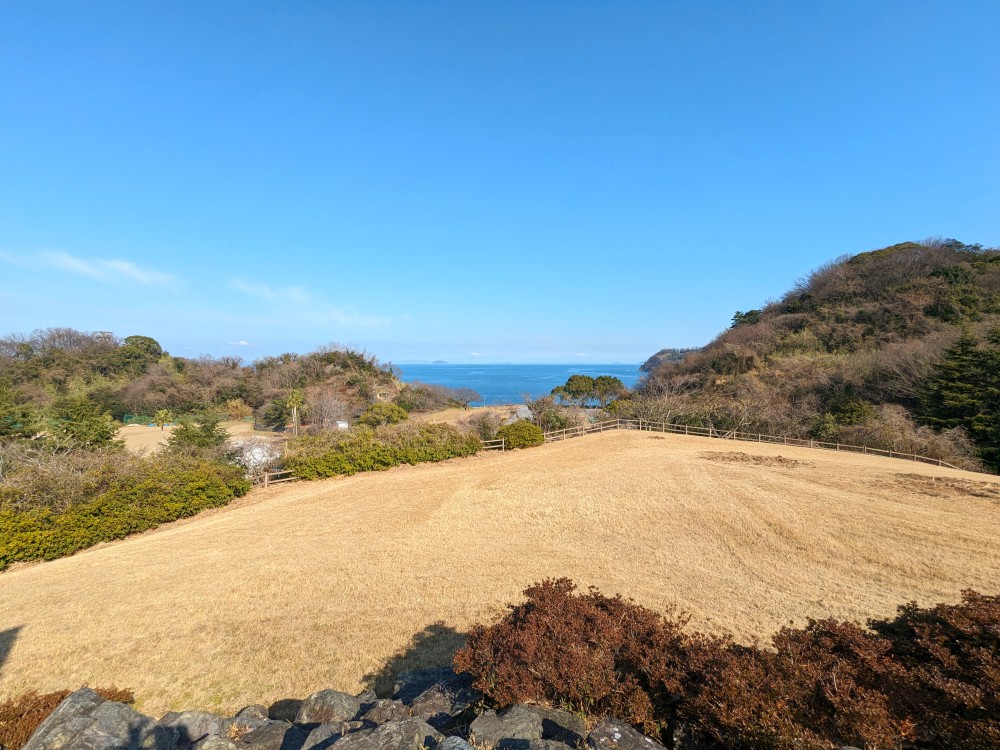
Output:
[[921, 331, 1000, 467]]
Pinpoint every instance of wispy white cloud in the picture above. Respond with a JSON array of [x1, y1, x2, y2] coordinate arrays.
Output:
[[228, 340, 252, 347], [230, 278, 390, 328], [469, 352, 481, 356], [0, 249, 177, 287]]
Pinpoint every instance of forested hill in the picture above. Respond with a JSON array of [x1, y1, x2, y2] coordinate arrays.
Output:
[[628, 239, 1000, 470], [0, 331, 401, 441]]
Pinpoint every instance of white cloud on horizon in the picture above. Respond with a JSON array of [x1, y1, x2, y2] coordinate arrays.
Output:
[[230, 278, 391, 328], [0, 249, 178, 287]]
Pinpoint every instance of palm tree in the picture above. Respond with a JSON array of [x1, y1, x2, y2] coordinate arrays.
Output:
[[286, 389, 304, 437], [154, 409, 173, 432]]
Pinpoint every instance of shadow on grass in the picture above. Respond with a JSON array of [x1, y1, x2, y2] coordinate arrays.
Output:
[[361, 621, 467, 697], [0, 626, 21, 678]]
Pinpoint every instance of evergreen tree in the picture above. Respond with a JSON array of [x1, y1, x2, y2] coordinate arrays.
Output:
[[0, 382, 37, 439], [49, 395, 121, 449], [921, 331, 1000, 467], [167, 413, 228, 452]]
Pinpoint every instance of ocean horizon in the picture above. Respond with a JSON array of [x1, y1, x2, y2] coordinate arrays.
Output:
[[396, 363, 643, 407]]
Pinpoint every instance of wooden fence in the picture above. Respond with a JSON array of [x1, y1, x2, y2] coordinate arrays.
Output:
[[253, 469, 297, 488], [543, 418, 966, 470], [247, 419, 971, 490]]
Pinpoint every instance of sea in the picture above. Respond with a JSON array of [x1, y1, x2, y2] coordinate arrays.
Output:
[[396, 363, 644, 407]]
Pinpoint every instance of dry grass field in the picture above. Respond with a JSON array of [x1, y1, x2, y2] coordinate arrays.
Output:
[[1, 431, 999, 716], [118, 420, 272, 453]]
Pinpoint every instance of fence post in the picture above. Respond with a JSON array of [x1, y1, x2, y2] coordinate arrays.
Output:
[[263, 472, 269, 489]]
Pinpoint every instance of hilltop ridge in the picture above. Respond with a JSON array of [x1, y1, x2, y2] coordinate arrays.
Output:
[[630, 238, 1000, 469]]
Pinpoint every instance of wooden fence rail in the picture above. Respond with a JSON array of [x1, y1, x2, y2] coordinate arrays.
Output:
[[543, 418, 966, 470], [248, 419, 972, 491], [253, 469, 297, 488]]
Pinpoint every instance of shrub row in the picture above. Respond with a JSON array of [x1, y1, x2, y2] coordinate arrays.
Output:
[[283, 422, 482, 479], [454, 579, 1000, 750], [0, 451, 250, 570]]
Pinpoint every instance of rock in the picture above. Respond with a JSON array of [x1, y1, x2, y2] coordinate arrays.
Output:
[[195, 738, 238, 750], [499, 742, 575, 750], [302, 723, 345, 750], [234, 706, 269, 722], [469, 707, 543, 746], [391, 668, 478, 731], [302, 720, 377, 750], [359, 699, 411, 725], [229, 715, 270, 739], [296, 690, 361, 725], [519, 706, 586, 745], [354, 690, 378, 705], [238, 722, 308, 750], [159, 710, 231, 743], [331, 719, 442, 750], [437, 738, 473, 750], [586, 718, 666, 750], [393, 668, 466, 705], [23, 687, 179, 750], [409, 682, 478, 731], [267, 699, 302, 723]]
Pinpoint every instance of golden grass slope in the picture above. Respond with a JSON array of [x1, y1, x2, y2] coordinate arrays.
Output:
[[1, 431, 998, 715]]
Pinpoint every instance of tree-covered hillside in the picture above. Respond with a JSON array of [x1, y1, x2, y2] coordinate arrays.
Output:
[[624, 239, 1000, 470], [0, 330, 399, 442]]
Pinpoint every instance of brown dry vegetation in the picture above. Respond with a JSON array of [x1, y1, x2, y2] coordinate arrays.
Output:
[[1, 431, 998, 717]]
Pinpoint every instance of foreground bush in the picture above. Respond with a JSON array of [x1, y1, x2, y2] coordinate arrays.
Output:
[[357, 402, 409, 427], [0, 445, 250, 569], [454, 580, 1000, 750], [495, 420, 544, 449], [0, 687, 133, 750], [284, 422, 481, 479], [454, 578, 691, 734], [459, 410, 505, 441]]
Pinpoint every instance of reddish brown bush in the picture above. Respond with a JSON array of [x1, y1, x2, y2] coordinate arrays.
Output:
[[681, 621, 914, 750], [871, 590, 1000, 749], [0, 687, 133, 750], [453, 578, 691, 736], [456, 580, 1000, 750]]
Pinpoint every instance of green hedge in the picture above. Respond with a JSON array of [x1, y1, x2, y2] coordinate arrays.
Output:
[[0, 460, 249, 570], [284, 422, 482, 479]]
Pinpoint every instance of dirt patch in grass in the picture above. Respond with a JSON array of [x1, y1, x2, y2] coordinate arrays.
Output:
[[893, 473, 1000, 502], [701, 451, 814, 468]]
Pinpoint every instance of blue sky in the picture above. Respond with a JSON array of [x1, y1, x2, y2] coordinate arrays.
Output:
[[1, 1, 997, 364]]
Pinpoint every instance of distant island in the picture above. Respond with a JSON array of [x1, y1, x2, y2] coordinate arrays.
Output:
[[432, 360, 448, 364]]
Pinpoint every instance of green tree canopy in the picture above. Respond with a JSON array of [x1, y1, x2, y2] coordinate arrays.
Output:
[[49, 395, 121, 450], [920, 330, 1000, 467], [123, 335, 163, 358], [552, 374, 596, 406], [0, 382, 38, 439], [167, 413, 229, 452]]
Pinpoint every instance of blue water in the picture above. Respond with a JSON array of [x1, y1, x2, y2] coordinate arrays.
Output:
[[397, 364, 644, 406]]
